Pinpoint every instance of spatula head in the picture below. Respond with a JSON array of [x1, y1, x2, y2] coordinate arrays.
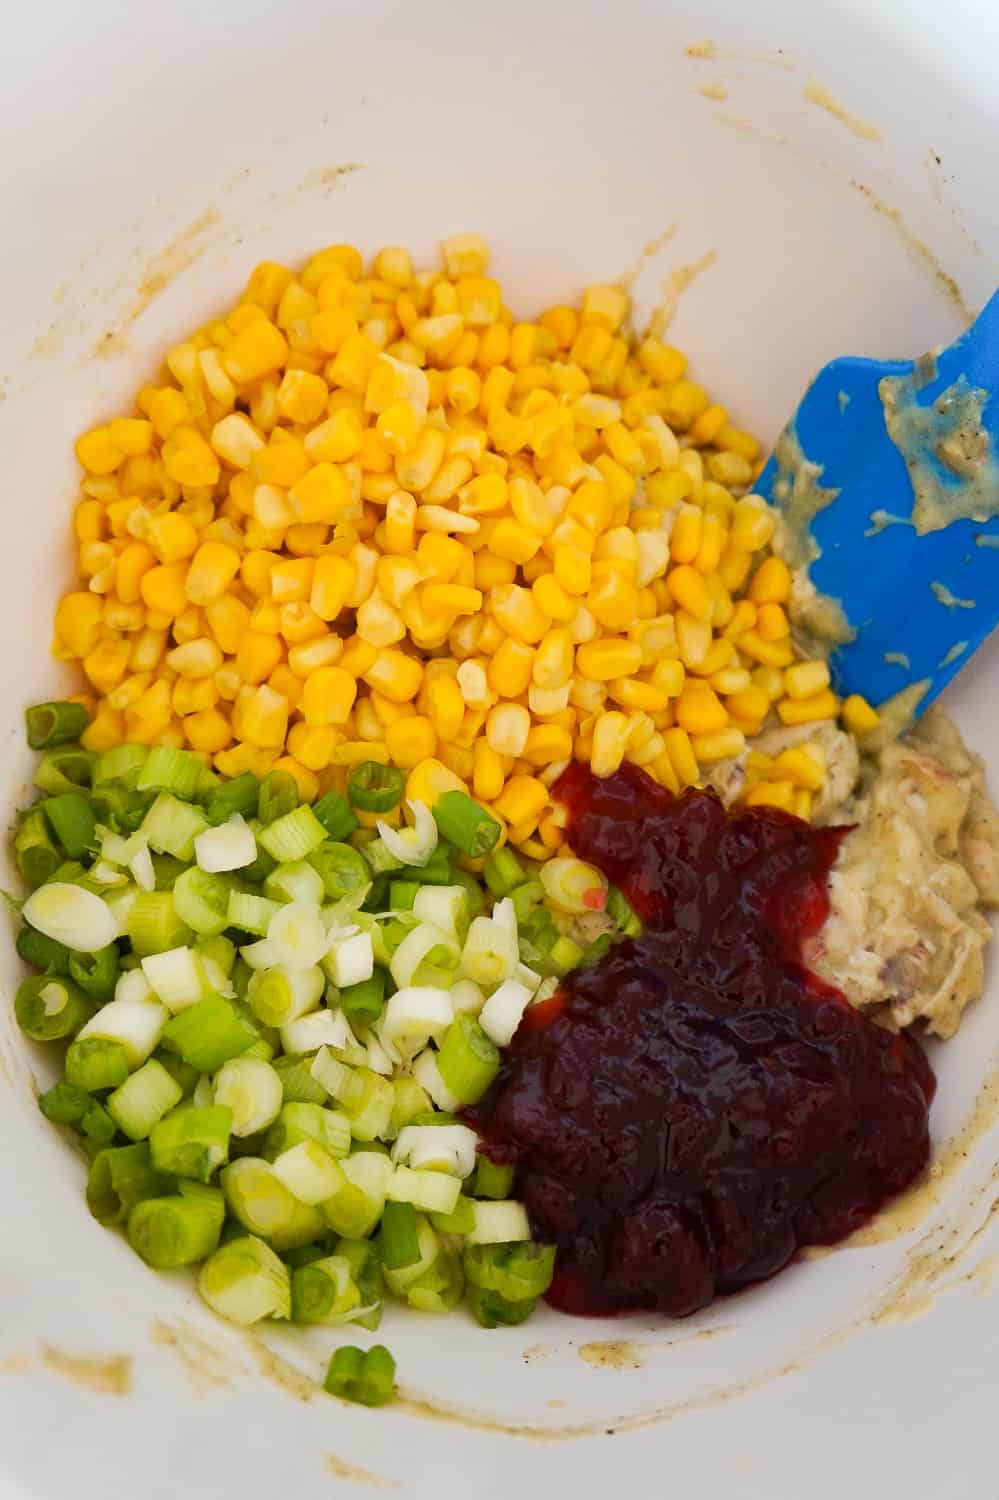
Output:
[[755, 288, 999, 714]]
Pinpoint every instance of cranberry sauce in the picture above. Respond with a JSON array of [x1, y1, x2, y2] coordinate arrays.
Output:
[[469, 762, 935, 1318]]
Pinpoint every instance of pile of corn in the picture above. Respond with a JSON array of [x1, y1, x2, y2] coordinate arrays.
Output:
[[55, 234, 880, 856]]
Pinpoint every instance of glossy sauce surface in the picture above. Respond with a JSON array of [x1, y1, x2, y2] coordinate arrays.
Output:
[[470, 763, 935, 1317]]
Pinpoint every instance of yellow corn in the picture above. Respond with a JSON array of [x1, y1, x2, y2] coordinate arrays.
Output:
[[61, 234, 882, 825], [842, 693, 881, 736], [784, 660, 832, 700], [777, 690, 839, 726], [745, 780, 796, 813]]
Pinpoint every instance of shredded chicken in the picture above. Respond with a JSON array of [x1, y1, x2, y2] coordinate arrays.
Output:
[[804, 706, 999, 1039]]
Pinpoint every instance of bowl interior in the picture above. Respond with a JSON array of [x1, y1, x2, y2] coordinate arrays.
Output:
[[2, 2, 999, 1496]]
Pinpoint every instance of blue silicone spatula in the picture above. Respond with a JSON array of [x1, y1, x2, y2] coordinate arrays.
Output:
[[755, 287, 999, 716]]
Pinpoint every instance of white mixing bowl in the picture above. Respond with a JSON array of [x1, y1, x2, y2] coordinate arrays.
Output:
[[2, 1, 998, 1496]]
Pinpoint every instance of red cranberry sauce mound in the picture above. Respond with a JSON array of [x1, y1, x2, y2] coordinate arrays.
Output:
[[468, 762, 935, 1318]]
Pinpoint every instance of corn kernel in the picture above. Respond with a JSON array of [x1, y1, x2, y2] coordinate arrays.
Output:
[[842, 693, 881, 736], [750, 555, 792, 605], [311, 555, 356, 621], [185, 542, 241, 606], [784, 660, 832, 700], [776, 690, 839, 726], [773, 745, 826, 792], [302, 666, 357, 726], [675, 681, 728, 735], [494, 775, 549, 826], [745, 781, 796, 813]]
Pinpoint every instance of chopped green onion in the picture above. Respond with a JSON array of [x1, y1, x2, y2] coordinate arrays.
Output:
[[247, 964, 324, 1027], [264, 859, 325, 907], [214, 1057, 284, 1136], [256, 770, 299, 826], [335, 1237, 383, 1330], [16, 922, 70, 973], [141, 946, 205, 1012], [390, 1076, 432, 1134], [402, 1242, 464, 1313], [340, 969, 386, 1027], [324, 1343, 395, 1407], [411, 1047, 461, 1113], [436, 1014, 500, 1105], [432, 791, 501, 857], [363, 837, 404, 876], [34, 746, 95, 796], [449, 979, 486, 1016], [479, 977, 535, 1047], [511, 880, 544, 923], [108, 1057, 184, 1141], [348, 761, 405, 814], [267, 901, 329, 969], [388, 878, 418, 911], [193, 816, 258, 876], [466, 1284, 537, 1327], [222, 1157, 297, 1238], [382, 985, 453, 1048], [162, 995, 257, 1071], [389, 923, 460, 991], [170, 867, 231, 937], [376, 801, 439, 868], [466, 1199, 531, 1244], [227, 890, 282, 937], [65, 1036, 131, 1092], [273, 1054, 328, 1105], [92, 783, 155, 834], [202, 772, 260, 827], [77, 994, 169, 1066], [606, 884, 642, 936], [403, 846, 453, 886], [272, 1140, 346, 1205], [312, 790, 359, 842], [463, 1240, 556, 1301], [86, 1143, 169, 1225], [308, 841, 370, 902], [459, 914, 519, 987], [38, 1079, 91, 1125], [149, 1104, 233, 1181], [283, 1242, 328, 1270], [153, 1049, 200, 1098], [140, 792, 208, 861], [379, 1199, 421, 1270], [81, 1099, 118, 1144], [25, 700, 90, 750], [94, 745, 148, 786], [291, 1254, 361, 1323], [263, 1101, 351, 1161], [198, 1235, 291, 1324], [386, 1165, 461, 1215], [257, 805, 326, 863], [550, 935, 584, 974], [429, 1194, 477, 1235], [470, 1155, 515, 1200], [325, 930, 375, 989], [67, 943, 120, 1003], [411, 885, 468, 939], [136, 747, 205, 800], [483, 846, 527, 899], [14, 975, 93, 1041], [381, 1213, 440, 1293], [195, 933, 236, 976], [126, 891, 192, 956], [340, 1067, 395, 1141], [14, 810, 62, 889], [236, 824, 277, 885], [128, 1191, 225, 1268], [322, 1151, 392, 1237]]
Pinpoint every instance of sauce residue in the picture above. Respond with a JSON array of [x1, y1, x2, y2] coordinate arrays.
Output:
[[930, 580, 976, 610], [803, 79, 881, 141], [324, 1453, 397, 1490], [578, 1341, 646, 1370], [39, 1343, 132, 1396], [769, 428, 854, 649], [470, 763, 934, 1319], [151, 1318, 247, 1394], [880, 371, 999, 534]]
